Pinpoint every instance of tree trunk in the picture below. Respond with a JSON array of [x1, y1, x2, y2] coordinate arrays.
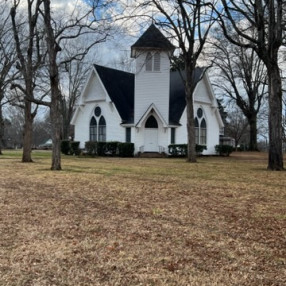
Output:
[[43, 0, 62, 170], [267, 64, 284, 170], [50, 99, 62, 170], [248, 115, 258, 151], [22, 101, 33, 162], [185, 65, 197, 163], [0, 103, 4, 155]]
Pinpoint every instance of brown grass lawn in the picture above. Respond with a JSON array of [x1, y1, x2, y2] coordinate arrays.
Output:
[[0, 151, 285, 286]]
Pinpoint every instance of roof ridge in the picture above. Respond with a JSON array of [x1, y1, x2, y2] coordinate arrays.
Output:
[[93, 64, 134, 76]]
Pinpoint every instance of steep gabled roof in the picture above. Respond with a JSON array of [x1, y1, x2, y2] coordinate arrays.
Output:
[[94, 64, 134, 123], [131, 24, 175, 57], [169, 68, 205, 125], [94, 64, 205, 126]]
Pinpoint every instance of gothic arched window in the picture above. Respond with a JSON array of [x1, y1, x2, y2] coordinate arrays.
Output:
[[195, 108, 207, 145], [98, 116, 106, 142], [90, 117, 97, 141]]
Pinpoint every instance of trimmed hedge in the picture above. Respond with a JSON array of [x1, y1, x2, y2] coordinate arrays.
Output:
[[84, 141, 134, 157], [85, 141, 97, 156], [168, 144, 187, 157], [70, 141, 80, 155], [61, 140, 71, 155], [118, 143, 134, 157], [61, 140, 81, 155], [215, 144, 234, 156], [168, 144, 207, 157], [97, 142, 106, 156], [105, 141, 119, 156]]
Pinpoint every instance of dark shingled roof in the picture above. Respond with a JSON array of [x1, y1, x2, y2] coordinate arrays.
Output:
[[94, 64, 204, 125], [94, 64, 134, 123], [169, 68, 205, 125], [131, 24, 175, 51]]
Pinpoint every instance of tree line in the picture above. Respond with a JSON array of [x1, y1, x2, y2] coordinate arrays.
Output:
[[0, 0, 285, 170]]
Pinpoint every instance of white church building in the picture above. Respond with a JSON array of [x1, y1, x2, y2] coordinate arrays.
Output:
[[71, 24, 224, 155]]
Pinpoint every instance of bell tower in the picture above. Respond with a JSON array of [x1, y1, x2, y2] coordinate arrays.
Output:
[[131, 24, 175, 125]]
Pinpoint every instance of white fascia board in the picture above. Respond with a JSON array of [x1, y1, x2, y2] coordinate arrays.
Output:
[[71, 105, 84, 125], [93, 66, 112, 103], [79, 67, 96, 104], [135, 103, 168, 128]]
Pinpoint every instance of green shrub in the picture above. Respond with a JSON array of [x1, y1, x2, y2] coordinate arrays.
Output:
[[70, 141, 80, 155], [215, 144, 234, 156], [196, 144, 207, 155], [97, 142, 106, 156], [85, 141, 97, 156], [105, 142, 119, 156], [168, 144, 207, 157], [118, 143, 134, 157], [61, 140, 71, 155], [168, 144, 187, 157]]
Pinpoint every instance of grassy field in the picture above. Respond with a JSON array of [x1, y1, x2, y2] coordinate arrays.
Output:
[[0, 151, 285, 286]]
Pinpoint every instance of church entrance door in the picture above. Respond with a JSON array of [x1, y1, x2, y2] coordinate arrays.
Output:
[[144, 115, 159, 152]]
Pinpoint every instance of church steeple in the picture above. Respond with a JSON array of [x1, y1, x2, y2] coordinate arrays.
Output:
[[131, 24, 175, 58], [132, 24, 173, 127]]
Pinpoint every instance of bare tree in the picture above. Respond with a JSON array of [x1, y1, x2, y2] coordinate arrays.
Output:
[[211, 40, 267, 151], [39, 0, 110, 170], [10, 0, 46, 162], [138, 0, 217, 162], [0, 2, 17, 155], [218, 0, 285, 170], [224, 108, 249, 150]]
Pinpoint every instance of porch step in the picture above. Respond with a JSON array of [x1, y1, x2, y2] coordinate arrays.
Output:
[[138, 152, 166, 158]]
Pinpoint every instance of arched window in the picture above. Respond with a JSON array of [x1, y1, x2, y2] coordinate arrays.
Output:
[[200, 118, 207, 145], [98, 116, 106, 142], [195, 118, 199, 144], [90, 117, 97, 141], [146, 52, 152, 71], [145, 115, 158, 128], [154, 52, 161, 71], [195, 108, 207, 145]]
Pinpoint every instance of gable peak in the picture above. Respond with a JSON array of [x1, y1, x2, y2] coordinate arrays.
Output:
[[131, 24, 175, 58]]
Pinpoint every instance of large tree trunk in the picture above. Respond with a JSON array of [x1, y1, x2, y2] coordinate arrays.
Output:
[[0, 103, 4, 155], [185, 65, 196, 162], [248, 115, 258, 151], [43, 0, 62, 170], [267, 64, 284, 170], [50, 98, 62, 170], [22, 101, 33, 162]]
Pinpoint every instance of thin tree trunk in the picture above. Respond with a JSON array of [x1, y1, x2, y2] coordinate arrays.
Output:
[[22, 101, 33, 162], [185, 65, 196, 162], [248, 116, 258, 151], [267, 64, 284, 170], [0, 103, 4, 155]]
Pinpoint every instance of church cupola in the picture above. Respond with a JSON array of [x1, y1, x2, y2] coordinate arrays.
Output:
[[131, 24, 175, 58]]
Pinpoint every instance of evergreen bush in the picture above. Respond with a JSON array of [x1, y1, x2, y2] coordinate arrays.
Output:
[[70, 141, 80, 155], [215, 144, 234, 156], [61, 140, 70, 155], [118, 143, 134, 157], [85, 141, 97, 156], [196, 144, 207, 155], [105, 142, 119, 156], [168, 144, 207, 157], [97, 142, 106, 156]]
